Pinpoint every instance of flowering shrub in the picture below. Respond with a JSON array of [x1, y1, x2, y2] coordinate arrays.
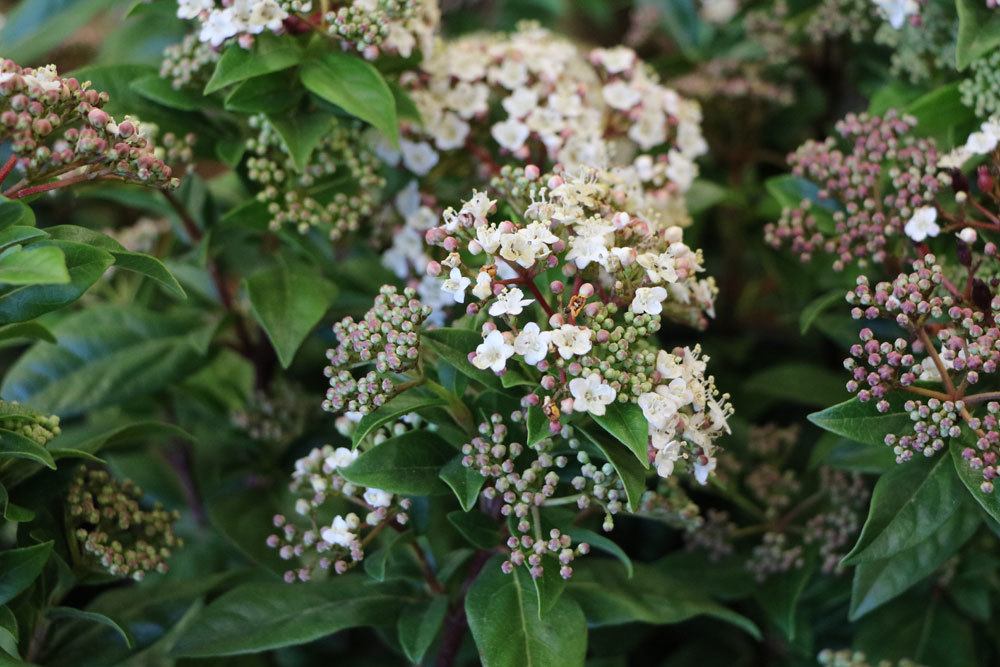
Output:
[[0, 0, 998, 665]]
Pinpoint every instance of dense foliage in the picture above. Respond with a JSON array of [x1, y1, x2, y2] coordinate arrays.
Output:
[[0, 0, 998, 665]]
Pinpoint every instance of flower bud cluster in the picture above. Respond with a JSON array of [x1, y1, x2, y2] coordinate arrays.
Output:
[[0, 401, 60, 446], [0, 60, 177, 191], [160, 33, 220, 90], [66, 467, 182, 581], [325, 0, 438, 59], [231, 379, 313, 446], [176, 0, 311, 48], [268, 443, 409, 582], [764, 110, 940, 271], [245, 114, 384, 240], [817, 649, 922, 667], [424, 167, 731, 485], [323, 285, 431, 416], [959, 50, 1000, 121]]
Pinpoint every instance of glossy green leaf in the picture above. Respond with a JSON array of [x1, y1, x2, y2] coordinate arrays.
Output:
[[565, 527, 633, 579], [341, 430, 455, 495], [808, 394, 912, 449], [0, 245, 69, 285], [131, 73, 204, 111], [300, 51, 399, 144], [0, 428, 56, 469], [0, 226, 46, 250], [398, 596, 448, 665], [351, 391, 447, 448], [1, 305, 215, 417], [0, 541, 53, 606], [743, 362, 846, 408], [844, 456, 965, 565], [47, 607, 133, 649], [266, 111, 336, 173], [447, 510, 500, 549], [800, 289, 845, 334], [223, 71, 303, 114], [592, 401, 650, 469], [0, 198, 35, 229], [204, 33, 303, 94], [466, 556, 587, 667], [755, 556, 814, 640], [440, 455, 485, 512], [0, 0, 115, 63], [950, 437, 1000, 524], [956, 0, 1000, 69], [0, 241, 113, 322], [0, 321, 54, 344], [422, 328, 501, 389], [171, 578, 407, 657]]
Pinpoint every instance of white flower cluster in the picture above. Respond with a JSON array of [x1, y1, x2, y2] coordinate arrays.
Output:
[[423, 166, 730, 483], [387, 22, 706, 190], [871, 0, 919, 29], [177, 0, 308, 47]]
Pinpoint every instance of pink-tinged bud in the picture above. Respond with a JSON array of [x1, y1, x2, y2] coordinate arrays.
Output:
[[498, 220, 516, 233], [467, 351, 477, 364], [239, 33, 256, 49], [87, 108, 108, 128], [612, 212, 630, 228], [550, 280, 564, 294], [541, 375, 556, 390], [493, 283, 505, 296], [524, 164, 540, 180], [551, 239, 566, 253], [465, 303, 479, 316], [117, 120, 136, 138], [548, 313, 564, 327], [524, 393, 540, 406], [578, 283, 594, 297], [596, 329, 610, 343], [978, 166, 993, 193], [31, 118, 51, 136], [468, 239, 483, 254], [568, 362, 582, 375], [536, 360, 549, 372], [547, 175, 563, 189], [426, 260, 441, 276], [560, 398, 574, 414], [548, 420, 561, 434], [482, 321, 497, 334], [442, 236, 458, 252]]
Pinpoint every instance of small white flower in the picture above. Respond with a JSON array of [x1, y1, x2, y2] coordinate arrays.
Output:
[[965, 130, 999, 156], [904, 206, 940, 242], [363, 488, 393, 508], [489, 287, 534, 316], [638, 390, 679, 430], [177, 0, 214, 20], [499, 232, 539, 268], [569, 373, 617, 416], [441, 267, 471, 303], [491, 118, 530, 152], [472, 330, 515, 373], [434, 112, 471, 151], [476, 224, 502, 254], [694, 456, 717, 485], [700, 0, 739, 23], [665, 151, 696, 191], [502, 88, 539, 118], [321, 514, 359, 547], [873, 0, 918, 28], [550, 324, 593, 359], [637, 252, 679, 284], [400, 139, 440, 175], [199, 8, 240, 47], [513, 322, 551, 365], [630, 286, 669, 315], [958, 227, 978, 244], [325, 447, 358, 470], [602, 81, 642, 110], [593, 47, 635, 74], [472, 271, 493, 300]]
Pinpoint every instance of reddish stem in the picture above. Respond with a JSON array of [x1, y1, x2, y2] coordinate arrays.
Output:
[[4, 172, 100, 199], [0, 155, 17, 185]]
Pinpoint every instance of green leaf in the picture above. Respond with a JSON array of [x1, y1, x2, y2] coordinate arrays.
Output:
[[267, 111, 336, 173], [398, 596, 448, 665], [800, 289, 844, 334], [0, 198, 35, 229], [130, 73, 204, 112], [905, 83, 978, 148], [466, 556, 587, 667], [300, 51, 399, 145], [950, 437, 1000, 524], [565, 527, 633, 579], [204, 33, 304, 94], [0, 541, 53, 606], [170, 578, 406, 657], [363, 529, 407, 582], [0, 321, 55, 344], [567, 560, 760, 639], [45, 225, 185, 298], [849, 508, 980, 620], [1, 305, 215, 417], [52, 420, 193, 456], [47, 607, 133, 649], [843, 456, 966, 565], [576, 425, 646, 512], [755, 556, 815, 640], [0, 246, 69, 285], [224, 71, 303, 114], [0, 226, 47, 250], [447, 510, 500, 549], [0, 604, 16, 658], [0, 240, 114, 323], [0, 0, 115, 63], [956, 0, 1000, 70], [245, 260, 338, 368], [526, 405, 549, 447], [422, 328, 501, 389], [351, 391, 447, 448], [0, 428, 56, 469], [743, 362, 846, 408], [808, 394, 912, 449], [440, 455, 484, 512], [592, 402, 650, 469], [341, 430, 455, 496]]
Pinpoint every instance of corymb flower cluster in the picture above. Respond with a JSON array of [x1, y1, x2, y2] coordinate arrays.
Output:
[[0, 60, 178, 197]]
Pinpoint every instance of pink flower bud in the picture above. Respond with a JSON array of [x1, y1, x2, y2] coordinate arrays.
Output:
[[524, 164, 540, 180]]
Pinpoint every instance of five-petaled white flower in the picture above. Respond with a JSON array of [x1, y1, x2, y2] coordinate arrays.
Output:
[[904, 206, 940, 242], [441, 267, 471, 303], [513, 322, 551, 365], [569, 373, 617, 416], [472, 330, 515, 373], [638, 390, 680, 430], [321, 513, 359, 547], [324, 447, 358, 471], [630, 286, 668, 315], [550, 324, 593, 359], [472, 270, 493, 300], [489, 287, 534, 316], [363, 488, 393, 508], [491, 118, 530, 152]]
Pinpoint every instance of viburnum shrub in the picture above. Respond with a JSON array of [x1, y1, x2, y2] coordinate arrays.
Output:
[[0, 0, 999, 665]]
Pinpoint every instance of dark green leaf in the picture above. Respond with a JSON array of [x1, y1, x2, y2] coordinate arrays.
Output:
[[447, 510, 500, 549], [800, 289, 845, 334], [204, 33, 304, 94], [565, 527, 633, 579], [466, 556, 587, 667], [0, 0, 114, 63], [47, 607, 133, 649], [398, 596, 447, 665], [300, 51, 399, 144], [0, 428, 56, 469], [0, 198, 35, 229], [439, 456, 484, 512], [0, 541, 53, 606], [170, 578, 406, 657], [341, 430, 455, 495], [224, 71, 303, 114], [592, 402, 650, 469], [422, 328, 501, 389], [0, 321, 55, 344], [0, 226, 46, 250], [526, 405, 549, 448], [245, 260, 338, 368], [755, 556, 815, 640], [131, 73, 205, 111], [950, 437, 1000, 524], [352, 391, 446, 448], [577, 425, 646, 512], [808, 394, 912, 449], [956, 0, 1000, 70], [267, 111, 336, 173], [743, 362, 846, 408]]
